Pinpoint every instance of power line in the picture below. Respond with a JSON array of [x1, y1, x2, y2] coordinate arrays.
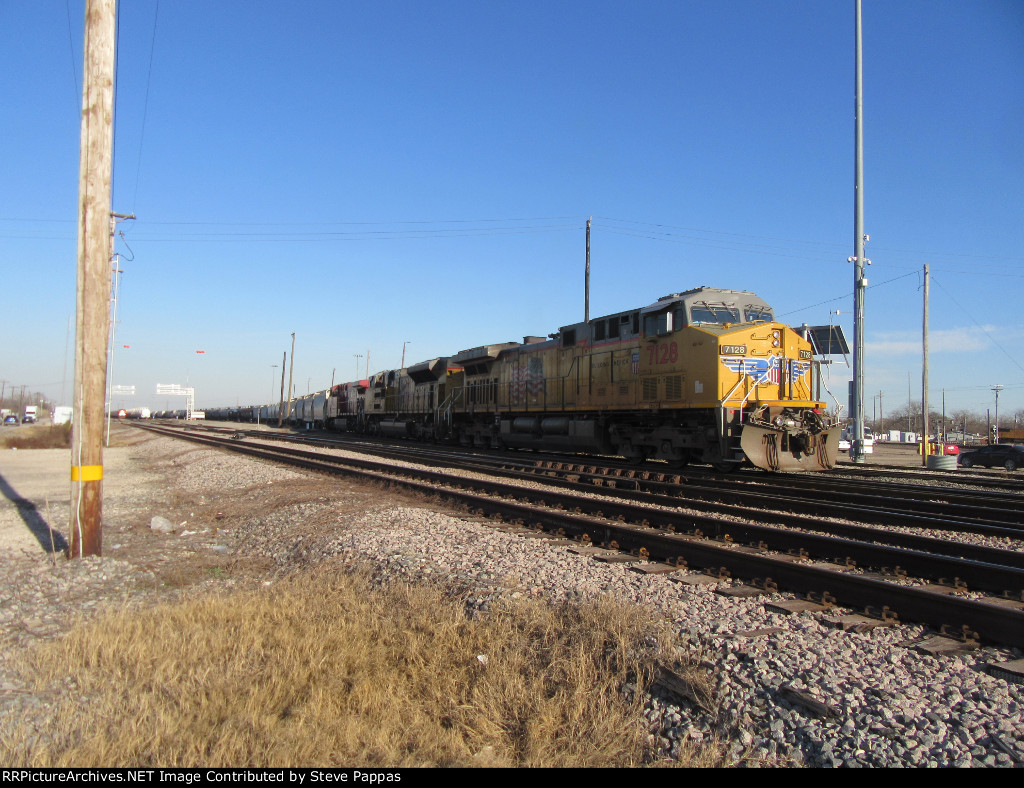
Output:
[[130, 0, 161, 213], [932, 275, 1024, 377], [3, 212, 1023, 274], [64, 0, 80, 113], [779, 271, 918, 316]]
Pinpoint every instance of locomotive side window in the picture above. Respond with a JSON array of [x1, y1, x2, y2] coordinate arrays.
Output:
[[744, 306, 774, 323], [593, 320, 606, 341], [644, 310, 675, 337], [562, 329, 576, 348], [608, 318, 620, 339]]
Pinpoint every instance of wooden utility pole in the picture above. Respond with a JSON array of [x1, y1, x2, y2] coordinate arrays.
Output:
[[585, 217, 591, 323], [70, 0, 117, 558], [284, 333, 296, 422], [277, 351, 286, 427], [922, 264, 929, 467]]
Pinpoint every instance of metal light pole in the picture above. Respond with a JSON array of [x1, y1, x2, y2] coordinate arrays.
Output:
[[849, 0, 870, 463], [992, 384, 1003, 444], [354, 354, 363, 379]]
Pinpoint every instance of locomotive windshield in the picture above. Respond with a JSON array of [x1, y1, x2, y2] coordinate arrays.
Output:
[[689, 303, 741, 325], [688, 301, 773, 325]]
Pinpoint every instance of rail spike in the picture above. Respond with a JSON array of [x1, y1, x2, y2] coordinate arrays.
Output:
[[940, 624, 980, 645]]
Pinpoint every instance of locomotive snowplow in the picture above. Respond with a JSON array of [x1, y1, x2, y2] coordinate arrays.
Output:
[[740, 405, 841, 472]]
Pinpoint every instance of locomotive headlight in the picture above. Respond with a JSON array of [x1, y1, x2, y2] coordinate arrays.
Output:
[[773, 339, 781, 347], [772, 330, 781, 339], [772, 330, 781, 347]]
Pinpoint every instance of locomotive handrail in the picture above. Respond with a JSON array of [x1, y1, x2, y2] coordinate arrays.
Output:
[[816, 368, 844, 424], [436, 387, 464, 428], [721, 370, 751, 410]]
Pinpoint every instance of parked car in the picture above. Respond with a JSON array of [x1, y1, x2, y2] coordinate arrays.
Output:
[[958, 444, 1024, 471], [3, 415, 19, 426]]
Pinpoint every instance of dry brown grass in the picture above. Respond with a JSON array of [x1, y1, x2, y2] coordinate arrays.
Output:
[[2, 564, 720, 768], [0, 424, 71, 450]]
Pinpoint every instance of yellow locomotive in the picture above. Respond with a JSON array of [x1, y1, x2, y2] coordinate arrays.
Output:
[[330, 286, 840, 471]]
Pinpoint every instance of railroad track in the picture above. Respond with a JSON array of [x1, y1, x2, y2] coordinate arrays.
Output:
[[195, 424, 1024, 538], [174, 420, 1023, 494], [142, 422, 1024, 649], [834, 460, 1024, 492]]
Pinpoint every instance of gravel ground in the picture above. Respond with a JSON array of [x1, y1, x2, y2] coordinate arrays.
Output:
[[1, 425, 1022, 768]]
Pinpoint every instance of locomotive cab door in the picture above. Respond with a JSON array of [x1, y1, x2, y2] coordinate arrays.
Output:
[[558, 330, 579, 408]]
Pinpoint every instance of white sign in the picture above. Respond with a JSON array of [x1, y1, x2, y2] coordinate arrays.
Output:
[[156, 383, 197, 419], [156, 383, 193, 396]]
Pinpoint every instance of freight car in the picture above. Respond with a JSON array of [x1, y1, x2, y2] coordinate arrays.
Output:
[[316, 286, 840, 472]]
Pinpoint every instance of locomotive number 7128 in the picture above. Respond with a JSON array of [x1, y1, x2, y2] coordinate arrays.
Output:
[[648, 341, 679, 365]]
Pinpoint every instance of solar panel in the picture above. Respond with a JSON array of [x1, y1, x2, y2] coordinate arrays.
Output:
[[806, 325, 850, 356]]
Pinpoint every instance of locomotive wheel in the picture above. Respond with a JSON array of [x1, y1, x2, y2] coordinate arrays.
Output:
[[710, 461, 738, 474]]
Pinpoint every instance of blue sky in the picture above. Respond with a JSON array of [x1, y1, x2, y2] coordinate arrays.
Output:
[[2, 1, 1022, 422]]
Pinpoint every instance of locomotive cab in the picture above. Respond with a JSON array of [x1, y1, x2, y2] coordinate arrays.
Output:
[[633, 288, 839, 471]]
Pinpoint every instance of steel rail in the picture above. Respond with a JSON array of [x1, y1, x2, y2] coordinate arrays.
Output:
[[236, 427, 1024, 525], [143, 424, 1024, 648], [519, 463, 1024, 536], [164, 425, 1024, 567], [833, 461, 1024, 492], [250, 427, 1024, 525]]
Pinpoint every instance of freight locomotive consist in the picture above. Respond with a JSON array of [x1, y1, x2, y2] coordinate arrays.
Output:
[[213, 287, 841, 472]]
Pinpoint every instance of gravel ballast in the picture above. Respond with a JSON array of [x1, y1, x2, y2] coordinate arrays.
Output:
[[1, 427, 1022, 768]]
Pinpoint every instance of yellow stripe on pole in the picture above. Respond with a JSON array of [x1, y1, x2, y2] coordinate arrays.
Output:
[[71, 465, 103, 482]]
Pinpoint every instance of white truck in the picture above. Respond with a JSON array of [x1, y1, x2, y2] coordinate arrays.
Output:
[[23, 406, 37, 424], [52, 406, 74, 425]]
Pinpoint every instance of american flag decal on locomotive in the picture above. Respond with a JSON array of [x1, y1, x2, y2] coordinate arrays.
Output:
[[721, 356, 810, 385], [510, 356, 546, 401]]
